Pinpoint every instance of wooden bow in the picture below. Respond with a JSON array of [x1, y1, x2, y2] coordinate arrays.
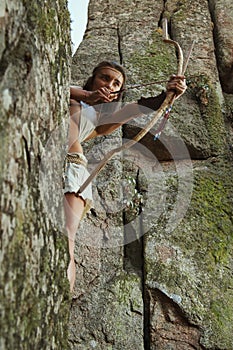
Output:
[[76, 19, 193, 196]]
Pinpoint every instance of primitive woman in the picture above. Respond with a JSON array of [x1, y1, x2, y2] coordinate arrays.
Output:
[[63, 61, 186, 292]]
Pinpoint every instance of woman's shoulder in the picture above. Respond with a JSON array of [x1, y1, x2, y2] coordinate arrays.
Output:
[[70, 86, 91, 106]]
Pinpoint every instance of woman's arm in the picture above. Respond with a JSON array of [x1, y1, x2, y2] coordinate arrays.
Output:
[[84, 103, 143, 140], [70, 86, 89, 103], [94, 102, 143, 136], [70, 86, 117, 105], [91, 75, 186, 137], [91, 92, 166, 137]]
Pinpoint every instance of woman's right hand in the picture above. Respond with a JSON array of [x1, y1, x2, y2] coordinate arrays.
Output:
[[70, 86, 117, 105], [84, 87, 116, 105]]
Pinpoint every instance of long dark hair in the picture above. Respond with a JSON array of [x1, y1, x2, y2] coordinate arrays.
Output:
[[83, 61, 126, 102]]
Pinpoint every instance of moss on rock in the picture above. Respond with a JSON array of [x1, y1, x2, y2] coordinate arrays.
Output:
[[127, 30, 177, 87], [145, 159, 233, 348]]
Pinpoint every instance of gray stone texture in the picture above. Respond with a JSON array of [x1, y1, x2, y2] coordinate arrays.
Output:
[[0, 0, 71, 349], [1, 0, 233, 349]]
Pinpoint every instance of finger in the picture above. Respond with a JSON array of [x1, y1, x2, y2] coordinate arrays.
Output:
[[167, 83, 186, 96], [169, 75, 186, 82], [167, 80, 186, 89], [99, 87, 111, 97], [98, 89, 112, 102]]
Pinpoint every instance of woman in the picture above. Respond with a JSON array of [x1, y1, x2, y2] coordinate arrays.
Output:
[[64, 61, 186, 292]]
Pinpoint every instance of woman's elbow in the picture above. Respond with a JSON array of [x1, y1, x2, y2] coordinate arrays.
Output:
[[95, 127, 105, 136]]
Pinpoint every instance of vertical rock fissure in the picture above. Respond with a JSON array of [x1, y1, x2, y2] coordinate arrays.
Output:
[[159, 0, 167, 28], [208, 0, 233, 93], [141, 224, 151, 349], [207, 1, 221, 84], [123, 171, 143, 274], [138, 168, 151, 350], [22, 136, 31, 172], [117, 24, 123, 65], [122, 167, 151, 349]]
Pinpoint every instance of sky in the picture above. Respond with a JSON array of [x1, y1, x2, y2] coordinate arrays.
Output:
[[68, 0, 90, 55]]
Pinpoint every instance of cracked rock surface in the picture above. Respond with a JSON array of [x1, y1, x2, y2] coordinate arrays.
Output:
[[70, 0, 233, 349]]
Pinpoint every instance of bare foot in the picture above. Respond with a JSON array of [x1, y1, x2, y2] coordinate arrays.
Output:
[[67, 259, 76, 293]]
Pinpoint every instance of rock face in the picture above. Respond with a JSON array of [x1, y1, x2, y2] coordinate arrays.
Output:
[[1, 0, 232, 349], [70, 0, 233, 349], [0, 0, 71, 349]]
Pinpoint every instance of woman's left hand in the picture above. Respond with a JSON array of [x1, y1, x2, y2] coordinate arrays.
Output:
[[166, 75, 187, 99]]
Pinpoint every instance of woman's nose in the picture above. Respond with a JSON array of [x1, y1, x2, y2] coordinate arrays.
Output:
[[106, 81, 114, 90]]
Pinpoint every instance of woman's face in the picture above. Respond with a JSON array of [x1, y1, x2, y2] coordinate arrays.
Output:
[[91, 67, 124, 101]]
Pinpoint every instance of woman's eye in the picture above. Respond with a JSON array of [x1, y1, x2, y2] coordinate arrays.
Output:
[[101, 75, 109, 81]]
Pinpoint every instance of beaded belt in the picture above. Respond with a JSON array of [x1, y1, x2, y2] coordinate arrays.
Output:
[[65, 153, 87, 167]]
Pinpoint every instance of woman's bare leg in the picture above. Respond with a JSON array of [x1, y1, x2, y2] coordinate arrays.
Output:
[[64, 102, 84, 292], [64, 192, 85, 292], [64, 102, 87, 292]]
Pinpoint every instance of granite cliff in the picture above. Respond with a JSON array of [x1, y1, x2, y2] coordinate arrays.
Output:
[[0, 0, 233, 349]]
